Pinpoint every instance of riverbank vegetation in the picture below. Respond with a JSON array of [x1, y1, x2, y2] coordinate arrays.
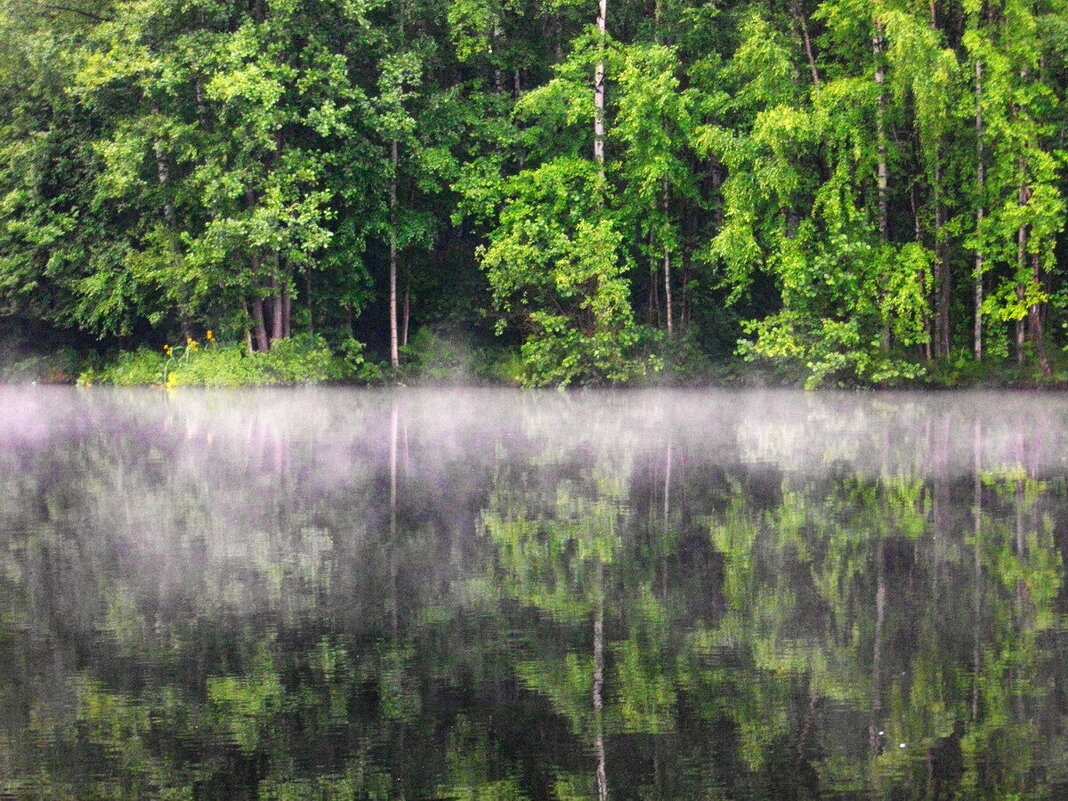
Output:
[[1, 0, 1067, 387]]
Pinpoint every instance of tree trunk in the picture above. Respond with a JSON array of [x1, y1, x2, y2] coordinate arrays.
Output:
[[934, 158, 950, 358], [974, 58, 984, 362], [594, 0, 606, 171], [1016, 216, 1027, 365], [282, 283, 291, 339], [402, 279, 410, 349], [150, 103, 175, 227], [792, 0, 820, 87], [270, 274, 284, 342], [390, 139, 400, 369], [252, 297, 269, 353], [663, 250, 673, 336], [662, 179, 673, 336], [1029, 252, 1051, 376], [908, 182, 933, 361], [873, 17, 890, 350], [243, 302, 255, 353]]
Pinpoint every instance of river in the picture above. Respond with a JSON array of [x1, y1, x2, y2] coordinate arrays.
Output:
[[1, 387, 1066, 799]]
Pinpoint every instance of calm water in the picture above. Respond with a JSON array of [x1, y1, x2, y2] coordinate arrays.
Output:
[[2, 387, 1067, 800]]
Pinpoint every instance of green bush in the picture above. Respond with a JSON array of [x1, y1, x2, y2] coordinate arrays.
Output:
[[399, 327, 476, 383], [79, 348, 166, 386], [81, 335, 355, 386], [253, 334, 345, 384], [167, 345, 267, 386]]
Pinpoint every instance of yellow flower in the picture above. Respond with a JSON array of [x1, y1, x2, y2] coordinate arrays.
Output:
[[163, 344, 172, 354], [186, 337, 193, 345], [205, 330, 214, 341]]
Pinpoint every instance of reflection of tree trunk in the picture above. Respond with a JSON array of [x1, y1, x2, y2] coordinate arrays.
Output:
[[390, 399, 399, 635], [972, 419, 981, 722], [663, 440, 672, 529], [662, 439, 672, 599], [1014, 432, 1026, 605], [869, 538, 886, 759], [593, 563, 608, 801]]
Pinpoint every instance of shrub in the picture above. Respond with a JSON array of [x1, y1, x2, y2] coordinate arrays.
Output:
[[81, 334, 355, 386], [79, 348, 165, 386]]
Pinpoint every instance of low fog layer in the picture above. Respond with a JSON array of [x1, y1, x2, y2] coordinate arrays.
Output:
[[1, 387, 1064, 478]]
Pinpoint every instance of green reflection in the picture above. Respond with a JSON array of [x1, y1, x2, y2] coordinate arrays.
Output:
[[0, 391, 1066, 800]]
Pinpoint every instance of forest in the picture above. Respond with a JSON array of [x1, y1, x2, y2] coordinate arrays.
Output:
[[0, 0, 1066, 387]]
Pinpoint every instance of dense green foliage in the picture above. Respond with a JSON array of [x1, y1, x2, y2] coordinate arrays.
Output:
[[2, 0, 1068, 385]]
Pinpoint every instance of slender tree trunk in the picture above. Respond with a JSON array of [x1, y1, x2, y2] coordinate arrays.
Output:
[[933, 156, 950, 357], [874, 21, 888, 244], [649, 231, 660, 326], [711, 164, 723, 230], [1016, 217, 1027, 365], [402, 276, 410, 349], [1029, 252, 1051, 375], [150, 103, 175, 227], [792, 0, 821, 87], [873, 18, 890, 351], [908, 182, 933, 360], [663, 250, 673, 336], [270, 274, 284, 342], [593, 563, 608, 801], [390, 139, 400, 369], [492, 20, 504, 93], [594, 0, 606, 172], [680, 250, 689, 327], [306, 268, 314, 335], [244, 303, 255, 353], [974, 58, 985, 362], [662, 180, 673, 336], [282, 283, 291, 339]]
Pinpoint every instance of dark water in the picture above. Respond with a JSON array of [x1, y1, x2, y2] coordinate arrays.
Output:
[[2, 388, 1068, 800]]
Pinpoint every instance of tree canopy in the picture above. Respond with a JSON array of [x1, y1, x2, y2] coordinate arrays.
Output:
[[2, 0, 1068, 386]]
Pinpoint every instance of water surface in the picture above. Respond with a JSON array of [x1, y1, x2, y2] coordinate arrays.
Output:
[[1, 388, 1067, 799]]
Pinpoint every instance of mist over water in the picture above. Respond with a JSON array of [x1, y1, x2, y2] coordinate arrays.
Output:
[[1, 387, 1067, 799]]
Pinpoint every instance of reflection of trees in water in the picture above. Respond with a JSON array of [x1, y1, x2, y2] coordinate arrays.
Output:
[[1, 391, 1067, 799]]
